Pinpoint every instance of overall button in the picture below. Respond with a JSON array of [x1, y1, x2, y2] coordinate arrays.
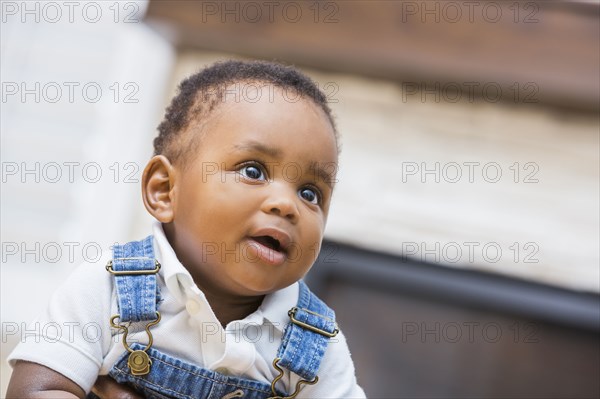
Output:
[[128, 350, 151, 375], [215, 367, 229, 375], [186, 299, 202, 315]]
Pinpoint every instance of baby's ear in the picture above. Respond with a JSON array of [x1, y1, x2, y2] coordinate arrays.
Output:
[[142, 155, 175, 223]]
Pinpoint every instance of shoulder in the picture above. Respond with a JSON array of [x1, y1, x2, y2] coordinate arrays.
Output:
[[7, 248, 116, 394], [32, 248, 116, 339], [314, 329, 367, 398], [284, 282, 367, 397], [48, 249, 115, 313]]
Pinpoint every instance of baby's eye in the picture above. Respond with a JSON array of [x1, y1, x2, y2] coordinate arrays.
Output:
[[299, 187, 319, 205], [238, 164, 266, 181]]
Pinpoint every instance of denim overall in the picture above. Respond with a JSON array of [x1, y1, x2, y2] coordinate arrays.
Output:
[[91, 236, 338, 399]]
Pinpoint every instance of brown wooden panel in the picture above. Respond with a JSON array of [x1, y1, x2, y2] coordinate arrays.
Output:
[[327, 279, 600, 398], [146, 1, 599, 111]]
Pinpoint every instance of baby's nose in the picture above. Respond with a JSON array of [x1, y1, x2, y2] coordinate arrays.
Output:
[[261, 186, 300, 223]]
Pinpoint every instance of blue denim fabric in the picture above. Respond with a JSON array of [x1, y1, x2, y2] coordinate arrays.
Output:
[[111, 236, 160, 322], [92, 236, 336, 399], [108, 342, 283, 399], [276, 280, 337, 381]]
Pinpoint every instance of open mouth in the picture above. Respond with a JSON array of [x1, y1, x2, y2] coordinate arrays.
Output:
[[252, 235, 284, 253], [246, 228, 291, 266]]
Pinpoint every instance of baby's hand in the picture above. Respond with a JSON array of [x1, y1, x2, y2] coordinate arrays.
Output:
[[91, 376, 144, 399]]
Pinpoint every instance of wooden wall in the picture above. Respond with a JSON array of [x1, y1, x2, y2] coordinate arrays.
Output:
[[146, 0, 600, 111]]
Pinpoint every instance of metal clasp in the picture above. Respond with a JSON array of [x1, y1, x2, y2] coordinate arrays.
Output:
[[267, 358, 318, 399], [106, 258, 161, 275], [110, 311, 161, 375], [288, 307, 339, 338]]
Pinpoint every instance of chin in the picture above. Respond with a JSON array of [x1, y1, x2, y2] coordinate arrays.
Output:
[[233, 277, 286, 296], [240, 283, 280, 296]]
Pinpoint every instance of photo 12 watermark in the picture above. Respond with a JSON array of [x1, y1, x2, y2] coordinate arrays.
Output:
[[401, 241, 540, 264], [1, 1, 144, 24], [2, 241, 104, 264], [2, 81, 140, 104], [401, 82, 539, 104], [1, 161, 142, 184], [193, 81, 340, 104], [400, 321, 540, 344], [401, 162, 540, 184], [197, 1, 340, 24], [198, 240, 340, 265], [398, 2, 540, 24]]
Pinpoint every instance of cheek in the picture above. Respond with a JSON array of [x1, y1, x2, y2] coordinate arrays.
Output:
[[207, 173, 254, 202], [302, 218, 326, 255], [180, 175, 233, 210]]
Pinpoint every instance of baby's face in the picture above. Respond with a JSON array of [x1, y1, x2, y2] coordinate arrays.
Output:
[[167, 85, 338, 298]]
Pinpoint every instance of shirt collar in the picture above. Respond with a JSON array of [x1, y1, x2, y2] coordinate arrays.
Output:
[[257, 282, 299, 332], [152, 220, 299, 331], [152, 221, 197, 305]]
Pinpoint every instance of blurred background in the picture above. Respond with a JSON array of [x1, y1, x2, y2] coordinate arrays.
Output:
[[1, 1, 598, 397]]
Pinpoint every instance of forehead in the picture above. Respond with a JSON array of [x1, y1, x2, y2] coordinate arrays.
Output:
[[192, 85, 338, 164]]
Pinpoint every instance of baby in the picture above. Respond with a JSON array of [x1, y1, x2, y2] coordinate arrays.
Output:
[[7, 60, 365, 398]]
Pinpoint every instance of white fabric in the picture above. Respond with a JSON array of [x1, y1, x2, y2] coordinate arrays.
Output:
[[8, 222, 366, 398]]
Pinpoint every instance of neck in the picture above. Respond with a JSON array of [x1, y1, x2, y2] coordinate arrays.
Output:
[[199, 284, 265, 327]]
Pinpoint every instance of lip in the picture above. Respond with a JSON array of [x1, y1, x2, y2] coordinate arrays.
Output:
[[246, 227, 292, 266], [249, 227, 292, 253]]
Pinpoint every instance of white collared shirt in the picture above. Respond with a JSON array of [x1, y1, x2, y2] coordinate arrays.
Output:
[[8, 222, 366, 398]]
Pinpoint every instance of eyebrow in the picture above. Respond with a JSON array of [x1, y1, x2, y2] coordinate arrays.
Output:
[[233, 141, 282, 158]]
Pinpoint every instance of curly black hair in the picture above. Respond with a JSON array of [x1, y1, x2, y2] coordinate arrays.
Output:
[[154, 60, 337, 165]]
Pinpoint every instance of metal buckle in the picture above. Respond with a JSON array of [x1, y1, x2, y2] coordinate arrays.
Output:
[[106, 258, 161, 275], [110, 312, 161, 376], [288, 307, 339, 338], [267, 358, 318, 399]]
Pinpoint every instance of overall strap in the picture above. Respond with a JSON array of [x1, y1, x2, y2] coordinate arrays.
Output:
[[108, 235, 160, 323], [276, 280, 339, 381]]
